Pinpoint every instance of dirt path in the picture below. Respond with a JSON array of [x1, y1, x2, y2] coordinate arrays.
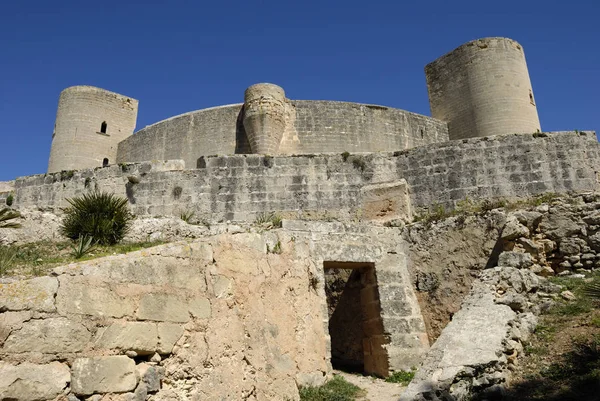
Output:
[[334, 370, 405, 401]]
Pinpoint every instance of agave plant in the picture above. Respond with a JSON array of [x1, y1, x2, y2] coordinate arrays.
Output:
[[0, 208, 21, 229], [70, 235, 95, 259], [61, 191, 133, 245], [582, 281, 600, 301]]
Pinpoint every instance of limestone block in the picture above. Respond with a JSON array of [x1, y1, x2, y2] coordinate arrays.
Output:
[[136, 294, 189, 323], [188, 297, 211, 319], [0, 361, 70, 401], [360, 180, 412, 222], [0, 311, 32, 345], [94, 322, 158, 354], [157, 323, 184, 354], [71, 356, 137, 396], [56, 276, 135, 318], [501, 216, 530, 240], [0, 277, 58, 312], [3, 317, 91, 353]]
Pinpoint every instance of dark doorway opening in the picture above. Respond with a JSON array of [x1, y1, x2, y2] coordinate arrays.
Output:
[[324, 261, 389, 377], [102, 158, 109, 167], [100, 121, 107, 134]]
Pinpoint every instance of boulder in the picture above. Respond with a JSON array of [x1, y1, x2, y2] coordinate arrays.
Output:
[[501, 216, 529, 240], [498, 251, 533, 269]]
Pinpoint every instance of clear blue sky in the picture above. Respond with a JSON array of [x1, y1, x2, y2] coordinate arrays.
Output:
[[1, 0, 598, 181]]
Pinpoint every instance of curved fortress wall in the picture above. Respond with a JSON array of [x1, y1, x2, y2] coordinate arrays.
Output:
[[48, 86, 138, 173], [426, 37, 541, 140], [116, 100, 449, 167], [19, 132, 600, 221]]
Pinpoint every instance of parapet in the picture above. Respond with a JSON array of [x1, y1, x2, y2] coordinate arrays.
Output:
[[48, 86, 138, 173], [425, 37, 541, 140]]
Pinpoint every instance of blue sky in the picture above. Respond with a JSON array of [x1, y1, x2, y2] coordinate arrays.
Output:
[[1, 0, 598, 180]]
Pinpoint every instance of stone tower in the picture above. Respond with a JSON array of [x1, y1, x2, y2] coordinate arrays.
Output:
[[48, 86, 138, 173], [425, 37, 541, 140], [242, 83, 287, 154]]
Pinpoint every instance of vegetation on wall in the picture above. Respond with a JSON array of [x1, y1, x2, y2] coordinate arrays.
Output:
[[0, 208, 21, 229], [60, 191, 133, 245]]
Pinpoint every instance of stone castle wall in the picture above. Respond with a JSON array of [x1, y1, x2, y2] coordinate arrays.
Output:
[[14, 131, 600, 222], [426, 37, 541, 140], [116, 101, 449, 168], [0, 224, 428, 399], [48, 86, 139, 173]]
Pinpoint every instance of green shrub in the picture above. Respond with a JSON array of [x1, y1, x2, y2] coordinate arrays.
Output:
[[299, 375, 364, 401], [61, 191, 133, 245], [0, 208, 21, 228], [255, 212, 282, 228], [385, 369, 415, 385], [180, 210, 195, 223], [5, 193, 13, 207]]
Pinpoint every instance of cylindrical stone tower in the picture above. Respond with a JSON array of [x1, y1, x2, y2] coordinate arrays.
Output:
[[425, 37, 541, 140], [48, 86, 138, 173], [242, 83, 287, 154]]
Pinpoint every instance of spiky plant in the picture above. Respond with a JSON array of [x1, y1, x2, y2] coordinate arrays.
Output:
[[0, 208, 21, 229], [61, 191, 133, 245], [70, 235, 95, 259], [582, 281, 600, 301]]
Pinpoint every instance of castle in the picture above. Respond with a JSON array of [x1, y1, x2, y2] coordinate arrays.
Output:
[[1, 37, 600, 401], [48, 37, 540, 173]]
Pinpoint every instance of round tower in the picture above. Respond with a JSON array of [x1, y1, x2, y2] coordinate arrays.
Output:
[[48, 86, 139, 173], [425, 37, 541, 140], [242, 83, 287, 154]]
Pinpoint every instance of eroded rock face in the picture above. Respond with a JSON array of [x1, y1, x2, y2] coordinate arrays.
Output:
[[401, 267, 541, 401]]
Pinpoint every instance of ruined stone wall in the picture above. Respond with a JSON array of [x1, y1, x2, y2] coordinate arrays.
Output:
[[48, 86, 138, 173], [16, 132, 600, 222], [426, 37, 541, 140], [0, 223, 429, 399], [116, 101, 449, 167]]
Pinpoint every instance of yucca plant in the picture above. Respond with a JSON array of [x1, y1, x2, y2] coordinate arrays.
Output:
[[0, 208, 21, 229], [583, 281, 600, 301], [61, 191, 133, 245], [70, 235, 95, 259]]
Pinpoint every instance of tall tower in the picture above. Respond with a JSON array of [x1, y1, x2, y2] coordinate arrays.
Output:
[[48, 86, 138, 173], [425, 37, 541, 140]]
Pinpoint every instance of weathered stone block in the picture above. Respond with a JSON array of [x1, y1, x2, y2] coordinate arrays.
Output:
[[0, 361, 70, 401], [137, 294, 189, 323], [94, 322, 158, 354], [188, 297, 211, 319], [71, 356, 137, 396], [0, 277, 58, 312], [56, 276, 135, 318], [157, 323, 184, 354], [3, 317, 91, 353], [0, 311, 32, 345]]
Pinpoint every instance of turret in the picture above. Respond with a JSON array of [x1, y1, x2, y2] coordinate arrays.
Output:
[[242, 83, 287, 154], [48, 86, 138, 173], [425, 37, 541, 140]]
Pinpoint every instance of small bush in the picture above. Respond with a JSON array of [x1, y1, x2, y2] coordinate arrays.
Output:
[[61, 191, 133, 245], [299, 375, 364, 401], [5, 193, 13, 207], [341, 151, 350, 162], [385, 369, 416, 385], [180, 210, 195, 223], [255, 212, 282, 228]]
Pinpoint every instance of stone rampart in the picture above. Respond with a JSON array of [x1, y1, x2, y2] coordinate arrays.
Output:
[[0, 181, 14, 206], [116, 100, 449, 167], [14, 131, 600, 221]]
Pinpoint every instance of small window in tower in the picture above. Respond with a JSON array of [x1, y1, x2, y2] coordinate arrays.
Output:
[[529, 90, 535, 106], [101, 121, 108, 134], [103, 158, 109, 167]]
